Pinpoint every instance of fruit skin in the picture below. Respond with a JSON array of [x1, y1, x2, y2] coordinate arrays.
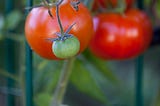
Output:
[[25, 0, 94, 60], [52, 36, 80, 59], [126, 9, 153, 47], [89, 9, 153, 60]]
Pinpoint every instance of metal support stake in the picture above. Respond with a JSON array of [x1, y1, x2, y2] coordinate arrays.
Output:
[[135, 55, 144, 106], [25, 44, 33, 106], [135, 0, 144, 106], [5, 0, 15, 106], [25, 0, 33, 106]]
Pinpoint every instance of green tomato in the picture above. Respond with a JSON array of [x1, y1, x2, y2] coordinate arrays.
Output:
[[52, 36, 80, 59]]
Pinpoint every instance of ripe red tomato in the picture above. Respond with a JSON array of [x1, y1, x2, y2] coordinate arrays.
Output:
[[126, 9, 153, 47], [93, 0, 134, 11], [89, 9, 153, 60], [25, 0, 94, 60]]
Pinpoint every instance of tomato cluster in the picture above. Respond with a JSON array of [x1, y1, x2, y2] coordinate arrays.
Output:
[[25, 0, 153, 60], [89, 0, 153, 60]]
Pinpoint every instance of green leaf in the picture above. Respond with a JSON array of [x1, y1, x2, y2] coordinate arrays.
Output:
[[37, 60, 49, 71], [0, 69, 19, 82], [44, 69, 61, 93], [81, 0, 94, 10], [5, 33, 25, 42], [0, 32, 4, 41], [70, 60, 107, 104], [83, 50, 119, 84], [33, 56, 63, 93], [154, 89, 160, 106], [5, 10, 22, 30], [34, 93, 52, 106], [0, 15, 4, 30], [156, 0, 160, 17]]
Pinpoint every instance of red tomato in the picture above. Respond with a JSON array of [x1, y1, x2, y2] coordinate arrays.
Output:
[[25, 0, 94, 60], [93, 0, 134, 11], [126, 9, 153, 47], [89, 9, 153, 60]]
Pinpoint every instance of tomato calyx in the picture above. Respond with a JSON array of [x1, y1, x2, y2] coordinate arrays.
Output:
[[47, 23, 76, 42], [70, 0, 81, 11], [47, 33, 72, 42]]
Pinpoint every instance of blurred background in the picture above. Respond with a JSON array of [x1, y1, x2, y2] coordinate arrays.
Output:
[[0, 0, 160, 106]]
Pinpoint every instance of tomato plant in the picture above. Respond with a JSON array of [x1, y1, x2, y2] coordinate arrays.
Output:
[[25, 0, 93, 60], [93, 0, 134, 11], [89, 9, 153, 60]]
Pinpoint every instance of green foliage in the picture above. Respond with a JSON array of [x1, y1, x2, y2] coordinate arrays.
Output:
[[31, 52, 115, 105], [156, 0, 160, 17], [35, 93, 52, 106], [70, 59, 107, 104], [4, 10, 23, 30], [83, 50, 118, 83], [0, 69, 19, 82], [155, 89, 160, 106], [33, 55, 63, 94], [81, 0, 94, 10], [0, 15, 4, 30]]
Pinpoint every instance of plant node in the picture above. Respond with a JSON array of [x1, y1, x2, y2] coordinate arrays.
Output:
[[70, 0, 81, 11]]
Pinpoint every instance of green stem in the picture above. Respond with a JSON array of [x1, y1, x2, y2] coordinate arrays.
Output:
[[82, 0, 94, 10], [42, 0, 49, 6], [50, 57, 75, 106], [56, 0, 64, 35], [102, 0, 126, 14]]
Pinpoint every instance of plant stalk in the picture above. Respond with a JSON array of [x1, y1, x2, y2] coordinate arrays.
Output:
[[50, 1, 76, 105], [50, 57, 75, 106], [56, 0, 64, 35], [101, 0, 126, 14]]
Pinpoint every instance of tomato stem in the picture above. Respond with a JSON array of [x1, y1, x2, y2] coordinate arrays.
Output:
[[100, 0, 126, 14], [50, 57, 75, 106], [42, 0, 49, 7], [82, 0, 94, 11], [56, 0, 65, 35], [116, 0, 126, 14]]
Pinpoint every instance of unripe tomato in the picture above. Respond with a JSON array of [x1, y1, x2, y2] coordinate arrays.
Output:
[[25, 0, 94, 60], [52, 36, 80, 59], [89, 9, 153, 60]]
